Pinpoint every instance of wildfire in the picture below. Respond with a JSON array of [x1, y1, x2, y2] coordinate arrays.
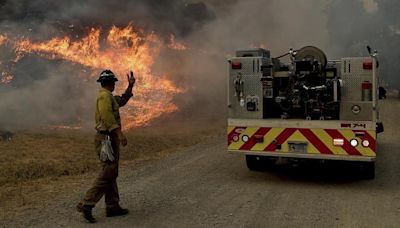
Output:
[[0, 35, 7, 45], [1, 72, 13, 84], [168, 35, 188, 51], [0, 24, 187, 128]]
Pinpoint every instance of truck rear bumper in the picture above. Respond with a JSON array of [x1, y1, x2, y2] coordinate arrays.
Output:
[[229, 150, 375, 162], [228, 121, 377, 161]]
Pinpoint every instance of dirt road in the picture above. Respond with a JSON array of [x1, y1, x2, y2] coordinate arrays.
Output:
[[3, 97, 400, 228]]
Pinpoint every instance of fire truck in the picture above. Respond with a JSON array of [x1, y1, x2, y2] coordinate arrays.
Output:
[[227, 46, 384, 179]]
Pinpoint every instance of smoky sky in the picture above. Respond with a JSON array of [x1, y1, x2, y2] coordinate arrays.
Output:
[[0, 0, 399, 130], [0, 0, 215, 38], [327, 0, 400, 89]]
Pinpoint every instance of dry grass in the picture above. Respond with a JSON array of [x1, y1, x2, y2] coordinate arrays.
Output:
[[0, 131, 96, 186], [0, 120, 224, 217]]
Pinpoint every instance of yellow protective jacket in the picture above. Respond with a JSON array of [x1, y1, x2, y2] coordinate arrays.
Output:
[[95, 87, 132, 132]]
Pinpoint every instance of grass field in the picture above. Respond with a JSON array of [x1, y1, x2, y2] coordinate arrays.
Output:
[[0, 120, 224, 218]]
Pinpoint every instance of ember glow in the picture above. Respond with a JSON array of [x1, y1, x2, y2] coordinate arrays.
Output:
[[0, 35, 6, 45], [0, 24, 186, 129], [0, 72, 13, 84]]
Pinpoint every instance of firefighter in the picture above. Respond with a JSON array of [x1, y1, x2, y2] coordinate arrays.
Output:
[[77, 69, 136, 223]]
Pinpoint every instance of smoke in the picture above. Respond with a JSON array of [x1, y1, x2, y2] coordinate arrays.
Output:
[[0, 68, 94, 130], [198, 0, 330, 53], [326, 0, 400, 89], [0, 55, 96, 129], [360, 0, 379, 13], [0, 0, 215, 37]]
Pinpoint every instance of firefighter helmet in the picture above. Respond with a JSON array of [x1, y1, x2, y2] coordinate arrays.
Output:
[[97, 70, 118, 83]]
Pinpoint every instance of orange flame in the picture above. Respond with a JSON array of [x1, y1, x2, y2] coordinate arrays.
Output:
[[0, 24, 186, 129]]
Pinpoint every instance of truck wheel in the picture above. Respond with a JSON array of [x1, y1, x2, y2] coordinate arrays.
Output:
[[362, 162, 375, 180], [246, 155, 263, 171]]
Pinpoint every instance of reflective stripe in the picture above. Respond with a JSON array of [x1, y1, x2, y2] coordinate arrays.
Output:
[[227, 126, 376, 157]]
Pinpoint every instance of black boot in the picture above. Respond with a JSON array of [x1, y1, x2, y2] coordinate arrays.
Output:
[[106, 205, 129, 217], [76, 203, 96, 223]]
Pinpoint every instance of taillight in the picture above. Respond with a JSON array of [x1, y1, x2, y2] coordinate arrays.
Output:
[[232, 61, 242, 69], [362, 140, 370, 147], [363, 61, 373, 70], [232, 135, 239, 142]]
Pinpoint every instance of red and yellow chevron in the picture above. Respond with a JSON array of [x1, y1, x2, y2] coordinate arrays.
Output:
[[227, 126, 376, 157]]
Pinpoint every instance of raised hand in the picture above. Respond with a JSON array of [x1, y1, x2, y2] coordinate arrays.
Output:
[[127, 71, 136, 87]]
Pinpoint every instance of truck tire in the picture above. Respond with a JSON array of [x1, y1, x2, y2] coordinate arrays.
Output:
[[246, 155, 263, 171], [362, 162, 375, 180]]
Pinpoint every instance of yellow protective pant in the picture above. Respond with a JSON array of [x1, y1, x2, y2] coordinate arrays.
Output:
[[82, 132, 120, 208]]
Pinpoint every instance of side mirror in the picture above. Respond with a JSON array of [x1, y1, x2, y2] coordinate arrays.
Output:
[[378, 86, 387, 99], [367, 45, 371, 55]]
